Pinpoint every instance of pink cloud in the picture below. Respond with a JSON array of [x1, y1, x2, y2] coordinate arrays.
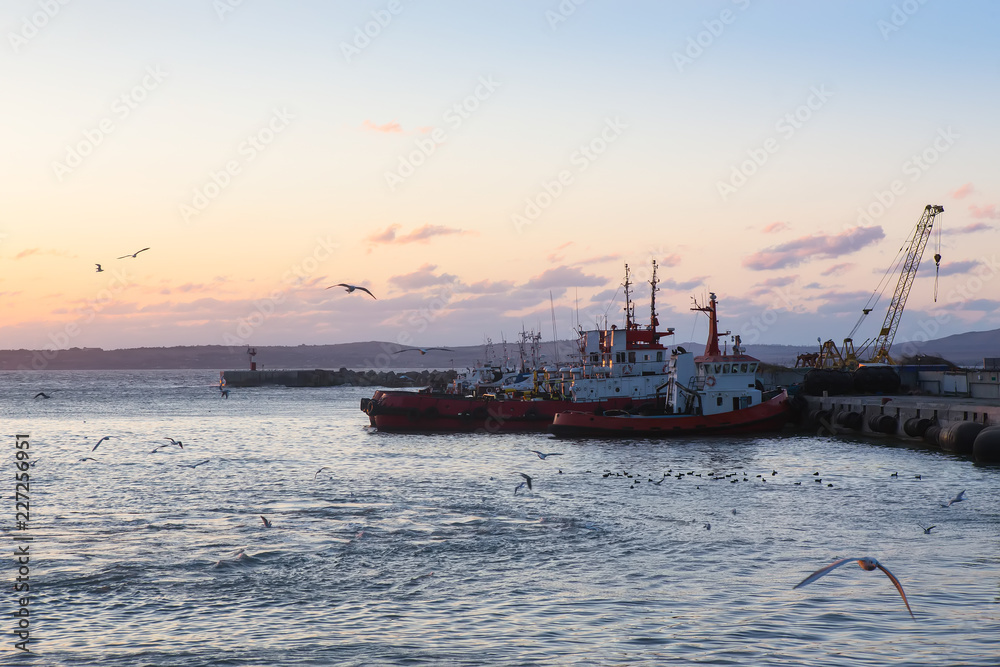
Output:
[[659, 276, 705, 291], [742, 226, 885, 271], [362, 119, 403, 133], [367, 224, 466, 246], [400, 225, 466, 243], [762, 221, 790, 234], [524, 266, 606, 289], [954, 221, 992, 234], [659, 253, 682, 267], [968, 204, 999, 219], [388, 264, 459, 289], [950, 182, 975, 199], [936, 260, 981, 277], [14, 248, 76, 260], [821, 263, 854, 276]]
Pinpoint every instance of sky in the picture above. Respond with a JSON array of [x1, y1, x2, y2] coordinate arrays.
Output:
[[2, 0, 999, 355]]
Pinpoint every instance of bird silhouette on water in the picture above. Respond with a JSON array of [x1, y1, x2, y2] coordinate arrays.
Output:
[[530, 450, 563, 460], [794, 556, 914, 618], [91, 436, 112, 451], [33, 392, 50, 399]]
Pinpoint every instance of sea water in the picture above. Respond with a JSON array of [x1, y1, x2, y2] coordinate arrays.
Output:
[[1, 370, 998, 665]]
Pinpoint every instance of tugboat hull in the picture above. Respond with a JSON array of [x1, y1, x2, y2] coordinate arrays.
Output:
[[549, 391, 792, 438]]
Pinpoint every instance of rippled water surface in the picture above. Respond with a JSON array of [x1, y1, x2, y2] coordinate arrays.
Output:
[[2, 370, 998, 665]]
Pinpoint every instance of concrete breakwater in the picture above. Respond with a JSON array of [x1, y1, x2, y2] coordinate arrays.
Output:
[[797, 394, 1000, 463], [222, 368, 457, 388]]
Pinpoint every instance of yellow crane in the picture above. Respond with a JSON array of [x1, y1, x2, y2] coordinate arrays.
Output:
[[816, 204, 944, 369]]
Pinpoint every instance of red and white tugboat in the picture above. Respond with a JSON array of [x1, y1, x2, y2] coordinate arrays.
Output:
[[548, 293, 792, 438], [362, 262, 680, 432]]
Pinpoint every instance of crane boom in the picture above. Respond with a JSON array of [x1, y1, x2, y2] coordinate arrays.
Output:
[[868, 204, 944, 364]]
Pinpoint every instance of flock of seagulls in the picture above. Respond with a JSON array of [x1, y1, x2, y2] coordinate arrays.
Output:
[[74, 434, 207, 470], [546, 458, 974, 619]]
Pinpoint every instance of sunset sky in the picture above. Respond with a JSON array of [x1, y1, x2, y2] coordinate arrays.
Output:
[[3, 0, 998, 354]]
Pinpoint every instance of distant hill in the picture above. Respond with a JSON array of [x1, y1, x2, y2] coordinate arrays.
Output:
[[1, 328, 996, 370]]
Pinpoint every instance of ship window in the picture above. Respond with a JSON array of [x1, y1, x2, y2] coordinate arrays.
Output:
[[723, 364, 730, 373], [628, 351, 636, 363], [741, 363, 748, 373], [749, 363, 757, 372], [716, 396, 723, 406], [656, 351, 663, 362], [714, 364, 722, 373]]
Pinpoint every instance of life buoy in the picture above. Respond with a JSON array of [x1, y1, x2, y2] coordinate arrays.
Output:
[[705, 376, 716, 387], [662, 364, 669, 373]]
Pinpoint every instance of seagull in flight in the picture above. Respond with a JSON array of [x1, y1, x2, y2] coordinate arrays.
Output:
[[327, 283, 376, 299], [33, 392, 51, 399], [393, 347, 453, 355], [794, 556, 914, 619], [314, 466, 332, 478], [91, 436, 112, 452], [117, 247, 150, 259], [163, 437, 183, 449], [180, 459, 210, 469], [918, 524, 936, 534], [941, 489, 967, 507], [260, 516, 272, 528], [95, 264, 104, 272], [530, 450, 563, 460], [513, 472, 533, 496]]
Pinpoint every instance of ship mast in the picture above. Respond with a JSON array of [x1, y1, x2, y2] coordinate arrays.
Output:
[[622, 263, 635, 329], [649, 259, 658, 334], [691, 292, 729, 357]]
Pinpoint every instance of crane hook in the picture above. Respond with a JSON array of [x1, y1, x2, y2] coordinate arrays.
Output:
[[933, 253, 942, 302]]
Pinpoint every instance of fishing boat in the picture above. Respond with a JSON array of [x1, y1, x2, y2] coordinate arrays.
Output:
[[362, 262, 680, 432], [549, 292, 793, 437]]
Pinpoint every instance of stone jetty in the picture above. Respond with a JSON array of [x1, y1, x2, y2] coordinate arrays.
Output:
[[223, 367, 457, 389]]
